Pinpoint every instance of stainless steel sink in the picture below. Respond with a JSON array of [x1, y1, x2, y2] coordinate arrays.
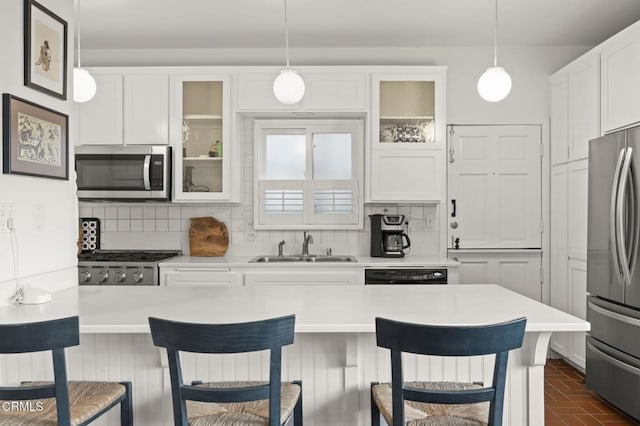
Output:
[[249, 255, 357, 263]]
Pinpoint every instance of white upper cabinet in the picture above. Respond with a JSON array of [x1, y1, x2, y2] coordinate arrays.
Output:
[[550, 51, 600, 164], [550, 71, 569, 164], [171, 73, 235, 202], [76, 70, 169, 146], [601, 21, 640, 133], [124, 74, 169, 145], [568, 53, 600, 160], [367, 69, 446, 203], [236, 70, 367, 112], [76, 73, 123, 145]]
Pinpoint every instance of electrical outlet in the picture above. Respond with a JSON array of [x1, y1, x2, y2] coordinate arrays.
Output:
[[0, 203, 15, 233], [426, 215, 434, 229]]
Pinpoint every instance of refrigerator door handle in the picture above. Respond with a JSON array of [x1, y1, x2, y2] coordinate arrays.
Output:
[[618, 147, 634, 287], [611, 148, 626, 284]]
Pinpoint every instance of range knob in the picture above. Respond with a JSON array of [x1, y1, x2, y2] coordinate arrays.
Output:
[[115, 271, 126, 283], [80, 271, 91, 283], [98, 271, 109, 284], [133, 271, 144, 284]]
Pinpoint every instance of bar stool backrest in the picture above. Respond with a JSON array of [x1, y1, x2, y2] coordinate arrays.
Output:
[[0, 316, 79, 425], [375, 316, 527, 426], [149, 315, 296, 426]]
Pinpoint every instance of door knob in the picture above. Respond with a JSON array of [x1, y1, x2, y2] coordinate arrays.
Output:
[[450, 221, 458, 229]]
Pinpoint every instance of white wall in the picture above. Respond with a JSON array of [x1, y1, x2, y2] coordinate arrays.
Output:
[[0, 0, 77, 304]]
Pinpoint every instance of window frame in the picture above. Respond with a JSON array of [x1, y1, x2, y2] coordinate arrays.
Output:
[[253, 119, 364, 230]]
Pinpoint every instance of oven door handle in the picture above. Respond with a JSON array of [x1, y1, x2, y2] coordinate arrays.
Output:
[[143, 155, 151, 190]]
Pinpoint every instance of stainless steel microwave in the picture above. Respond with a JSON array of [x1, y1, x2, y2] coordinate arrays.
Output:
[[75, 146, 171, 201]]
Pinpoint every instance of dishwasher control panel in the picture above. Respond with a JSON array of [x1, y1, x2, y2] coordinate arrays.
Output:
[[364, 268, 447, 285]]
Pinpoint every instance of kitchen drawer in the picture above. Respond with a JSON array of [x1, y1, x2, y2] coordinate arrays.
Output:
[[161, 268, 241, 287]]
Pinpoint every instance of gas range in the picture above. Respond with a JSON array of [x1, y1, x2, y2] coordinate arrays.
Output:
[[78, 250, 180, 286]]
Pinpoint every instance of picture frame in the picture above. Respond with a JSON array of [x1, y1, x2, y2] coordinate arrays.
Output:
[[2, 94, 69, 180], [24, 0, 68, 100]]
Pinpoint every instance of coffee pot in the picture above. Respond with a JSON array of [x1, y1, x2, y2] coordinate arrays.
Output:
[[370, 214, 411, 258]]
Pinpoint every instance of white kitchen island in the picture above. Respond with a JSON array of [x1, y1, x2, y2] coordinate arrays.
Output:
[[0, 285, 588, 426]]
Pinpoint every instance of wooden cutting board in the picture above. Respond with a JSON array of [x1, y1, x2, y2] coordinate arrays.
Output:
[[189, 217, 229, 256]]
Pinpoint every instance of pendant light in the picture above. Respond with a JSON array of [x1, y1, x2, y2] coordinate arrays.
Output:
[[273, 0, 305, 104], [477, 0, 511, 102], [73, 0, 96, 103]]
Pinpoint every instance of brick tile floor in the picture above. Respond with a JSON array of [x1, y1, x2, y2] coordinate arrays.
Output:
[[545, 359, 640, 425]]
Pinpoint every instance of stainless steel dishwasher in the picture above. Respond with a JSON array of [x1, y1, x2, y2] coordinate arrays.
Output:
[[364, 268, 447, 285]]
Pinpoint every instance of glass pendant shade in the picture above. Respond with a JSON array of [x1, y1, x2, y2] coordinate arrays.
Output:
[[73, 67, 97, 102], [273, 68, 305, 104], [477, 66, 512, 102]]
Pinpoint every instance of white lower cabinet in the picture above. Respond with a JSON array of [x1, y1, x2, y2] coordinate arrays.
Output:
[[569, 259, 587, 367], [448, 250, 542, 301], [160, 267, 242, 287], [549, 161, 588, 369], [244, 270, 361, 286]]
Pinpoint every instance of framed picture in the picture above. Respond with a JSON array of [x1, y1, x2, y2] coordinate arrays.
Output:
[[2, 94, 68, 180], [24, 0, 68, 100]]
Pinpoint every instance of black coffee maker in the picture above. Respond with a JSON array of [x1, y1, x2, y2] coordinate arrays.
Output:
[[370, 214, 411, 258]]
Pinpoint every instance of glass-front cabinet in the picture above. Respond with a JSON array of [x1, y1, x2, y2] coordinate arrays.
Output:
[[368, 70, 446, 202], [172, 74, 232, 201]]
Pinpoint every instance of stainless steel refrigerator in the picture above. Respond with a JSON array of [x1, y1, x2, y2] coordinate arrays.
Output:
[[586, 125, 640, 420]]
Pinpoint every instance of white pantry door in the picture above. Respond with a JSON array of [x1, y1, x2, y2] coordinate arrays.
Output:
[[448, 125, 542, 249]]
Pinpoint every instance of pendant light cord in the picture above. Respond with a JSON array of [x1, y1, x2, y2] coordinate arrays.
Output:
[[493, 0, 498, 67], [284, 0, 290, 68], [76, 0, 82, 68]]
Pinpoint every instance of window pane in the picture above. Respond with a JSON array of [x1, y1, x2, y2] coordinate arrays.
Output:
[[312, 133, 352, 180], [264, 189, 304, 213], [314, 189, 353, 213], [265, 135, 305, 179]]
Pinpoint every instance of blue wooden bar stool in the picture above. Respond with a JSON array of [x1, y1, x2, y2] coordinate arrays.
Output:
[[0, 316, 133, 425], [149, 314, 303, 426], [371, 317, 527, 426]]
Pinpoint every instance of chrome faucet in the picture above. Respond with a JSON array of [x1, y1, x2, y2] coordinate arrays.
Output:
[[302, 232, 314, 256], [277, 240, 286, 256]]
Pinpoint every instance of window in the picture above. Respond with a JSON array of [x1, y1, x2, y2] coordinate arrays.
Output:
[[254, 119, 363, 229]]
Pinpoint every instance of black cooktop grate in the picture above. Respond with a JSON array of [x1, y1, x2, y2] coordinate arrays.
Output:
[[78, 250, 180, 263]]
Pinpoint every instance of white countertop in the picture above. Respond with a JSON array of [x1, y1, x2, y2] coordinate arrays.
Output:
[[160, 255, 459, 268], [0, 285, 588, 334]]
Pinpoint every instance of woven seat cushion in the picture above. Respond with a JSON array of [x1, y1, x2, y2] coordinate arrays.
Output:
[[372, 381, 489, 426], [0, 381, 126, 426], [187, 381, 301, 426]]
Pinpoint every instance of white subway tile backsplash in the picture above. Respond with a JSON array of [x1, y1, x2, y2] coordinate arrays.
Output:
[[143, 220, 156, 232], [168, 206, 181, 219], [130, 207, 143, 219], [180, 206, 194, 219], [155, 206, 168, 219], [143, 207, 156, 220], [155, 219, 168, 232], [79, 207, 92, 217], [104, 219, 117, 232], [130, 220, 143, 232], [117, 207, 130, 220], [117, 220, 130, 232], [105, 207, 118, 219], [168, 219, 181, 232]]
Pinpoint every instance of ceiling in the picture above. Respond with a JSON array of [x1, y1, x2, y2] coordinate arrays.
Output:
[[79, 0, 640, 50]]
